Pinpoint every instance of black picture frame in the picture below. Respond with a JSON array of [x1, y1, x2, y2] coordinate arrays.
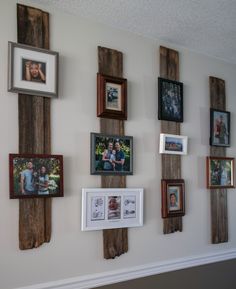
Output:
[[90, 132, 133, 175], [9, 154, 64, 199], [210, 108, 230, 147], [158, 77, 183, 122]]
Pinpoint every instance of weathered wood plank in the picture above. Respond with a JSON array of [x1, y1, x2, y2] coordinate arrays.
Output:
[[98, 46, 128, 259], [209, 76, 228, 244], [17, 4, 51, 249], [160, 46, 182, 233]]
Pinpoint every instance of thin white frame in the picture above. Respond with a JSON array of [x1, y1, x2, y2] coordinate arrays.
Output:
[[81, 188, 143, 231], [159, 133, 188, 155], [8, 41, 59, 98]]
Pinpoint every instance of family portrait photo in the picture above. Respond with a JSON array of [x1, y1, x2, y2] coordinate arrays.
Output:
[[210, 109, 230, 147], [97, 73, 127, 120], [158, 77, 183, 122], [161, 179, 185, 218], [9, 154, 64, 198], [207, 157, 234, 189], [90, 133, 133, 175], [81, 188, 143, 231]]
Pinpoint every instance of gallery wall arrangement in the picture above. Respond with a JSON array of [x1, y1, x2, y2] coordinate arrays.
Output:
[[208, 76, 233, 244], [159, 46, 185, 234], [8, 4, 63, 250]]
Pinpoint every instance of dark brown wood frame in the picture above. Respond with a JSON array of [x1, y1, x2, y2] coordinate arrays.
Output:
[[210, 108, 230, 147], [97, 73, 127, 120], [161, 179, 185, 218], [206, 156, 234, 189], [9, 153, 63, 199]]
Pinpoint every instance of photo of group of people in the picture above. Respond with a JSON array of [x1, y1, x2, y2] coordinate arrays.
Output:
[[165, 136, 183, 152], [208, 158, 234, 188], [91, 133, 133, 175], [158, 77, 183, 122], [9, 154, 63, 198]]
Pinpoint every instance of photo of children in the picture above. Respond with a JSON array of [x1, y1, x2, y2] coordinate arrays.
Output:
[[22, 58, 46, 83], [108, 196, 121, 220]]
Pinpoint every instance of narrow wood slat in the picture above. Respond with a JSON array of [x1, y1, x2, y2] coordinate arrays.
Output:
[[160, 46, 182, 233], [209, 76, 228, 244], [17, 4, 51, 249], [98, 46, 128, 259]]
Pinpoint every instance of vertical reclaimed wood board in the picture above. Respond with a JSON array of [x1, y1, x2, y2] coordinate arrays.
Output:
[[209, 76, 228, 243], [98, 47, 128, 259], [17, 4, 52, 249], [160, 46, 182, 233]]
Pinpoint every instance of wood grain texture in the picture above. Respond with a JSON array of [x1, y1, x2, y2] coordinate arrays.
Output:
[[98, 46, 128, 259], [209, 76, 228, 244], [160, 46, 182, 233], [17, 4, 52, 250]]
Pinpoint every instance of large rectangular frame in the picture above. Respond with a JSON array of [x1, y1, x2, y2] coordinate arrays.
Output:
[[206, 156, 235, 189], [9, 153, 64, 198], [90, 132, 133, 175], [81, 188, 143, 231], [159, 133, 188, 155], [8, 41, 59, 98]]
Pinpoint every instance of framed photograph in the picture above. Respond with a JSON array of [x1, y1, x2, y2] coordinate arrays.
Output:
[[210, 108, 230, 147], [159, 133, 188, 155], [97, 73, 127, 120], [90, 132, 133, 175], [161, 179, 185, 218], [158, 77, 183, 122], [8, 41, 59, 98], [81, 188, 143, 231], [9, 154, 63, 198], [206, 156, 235, 189]]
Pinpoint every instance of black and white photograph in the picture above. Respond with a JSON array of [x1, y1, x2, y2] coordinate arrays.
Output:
[[81, 188, 143, 231]]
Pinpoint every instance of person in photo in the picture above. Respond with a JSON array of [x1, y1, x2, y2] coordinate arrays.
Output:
[[20, 161, 36, 195], [102, 141, 114, 171], [24, 60, 46, 83], [114, 141, 125, 171], [37, 166, 49, 195]]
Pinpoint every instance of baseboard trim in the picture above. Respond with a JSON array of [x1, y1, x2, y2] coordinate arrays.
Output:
[[17, 249, 236, 289]]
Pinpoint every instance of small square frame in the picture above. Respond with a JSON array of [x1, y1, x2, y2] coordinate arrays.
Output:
[[206, 156, 235, 189], [8, 41, 59, 98], [81, 188, 143, 231], [161, 179, 185, 218], [97, 73, 127, 120], [158, 77, 183, 122], [210, 108, 230, 147], [159, 133, 188, 155]]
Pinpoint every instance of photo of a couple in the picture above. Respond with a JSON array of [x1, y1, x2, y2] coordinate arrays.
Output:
[[9, 154, 63, 198], [91, 133, 133, 175]]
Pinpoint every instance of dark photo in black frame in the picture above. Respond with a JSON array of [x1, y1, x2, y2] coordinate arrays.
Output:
[[158, 77, 183, 122], [210, 108, 230, 147]]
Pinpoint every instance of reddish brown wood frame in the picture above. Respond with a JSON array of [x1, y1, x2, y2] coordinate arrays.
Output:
[[161, 179, 185, 218], [9, 153, 64, 199], [97, 73, 127, 120], [206, 156, 235, 189]]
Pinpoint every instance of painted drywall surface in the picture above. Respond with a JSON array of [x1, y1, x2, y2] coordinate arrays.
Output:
[[0, 0, 236, 288]]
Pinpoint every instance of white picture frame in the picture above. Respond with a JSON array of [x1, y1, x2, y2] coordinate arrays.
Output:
[[8, 41, 59, 98], [81, 188, 143, 231], [159, 133, 188, 155]]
